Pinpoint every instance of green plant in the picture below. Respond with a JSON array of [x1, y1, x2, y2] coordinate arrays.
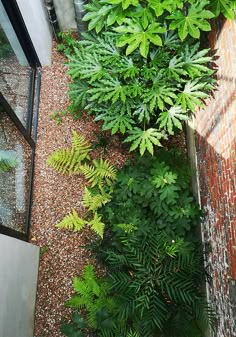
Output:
[[66, 33, 214, 155], [61, 312, 86, 337], [48, 131, 116, 238], [47, 131, 92, 174], [100, 228, 212, 337], [0, 151, 18, 172], [0, 28, 13, 58], [57, 30, 79, 56], [65, 265, 116, 330], [49, 110, 67, 125], [101, 149, 201, 237], [83, 0, 235, 54], [40, 245, 49, 257]]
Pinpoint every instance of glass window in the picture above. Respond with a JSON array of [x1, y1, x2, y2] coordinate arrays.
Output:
[[0, 1, 32, 128]]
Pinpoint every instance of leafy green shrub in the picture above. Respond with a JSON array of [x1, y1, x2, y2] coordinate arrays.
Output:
[[83, 0, 236, 55], [101, 230, 211, 337], [101, 149, 200, 237], [65, 265, 116, 331], [61, 312, 86, 337], [66, 33, 214, 155]]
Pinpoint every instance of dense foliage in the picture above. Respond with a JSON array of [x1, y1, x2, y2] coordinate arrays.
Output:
[[101, 149, 200, 237], [52, 0, 236, 335], [66, 33, 214, 155], [54, 138, 213, 337]]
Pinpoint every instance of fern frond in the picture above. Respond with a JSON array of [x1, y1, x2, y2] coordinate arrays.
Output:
[[55, 209, 85, 231], [88, 212, 105, 238], [82, 187, 111, 211], [80, 158, 116, 187], [72, 131, 92, 160], [47, 148, 83, 174], [47, 131, 91, 174]]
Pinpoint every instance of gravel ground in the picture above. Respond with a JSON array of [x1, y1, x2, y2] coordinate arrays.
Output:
[[30, 42, 127, 337]]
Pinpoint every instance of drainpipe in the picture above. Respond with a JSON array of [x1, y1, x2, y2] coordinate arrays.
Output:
[[44, 0, 60, 41], [73, 0, 88, 37]]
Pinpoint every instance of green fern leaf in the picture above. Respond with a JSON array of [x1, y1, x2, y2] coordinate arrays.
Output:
[[56, 209, 86, 231], [47, 132, 91, 174], [71, 131, 92, 159], [82, 187, 111, 211], [80, 159, 116, 187], [88, 212, 105, 238], [47, 148, 80, 174]]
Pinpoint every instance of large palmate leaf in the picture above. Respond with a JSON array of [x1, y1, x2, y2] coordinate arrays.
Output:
[[95, 112, 135, 134], [124, 127, 164, 155], [167, 1, 215, 40], [157, 106, 189, 135], [105, 0, 139, 10], [83, 0, 106, 32], [182, 44, 214, 78], [177, 80, 211, 112], [144, 81, 177, 111], [148, 0, 184, 16], [210, 0, 236, 19], [88, 76, 129, 104], [68, 51, 104, 83], [115, 19, 166, 58]]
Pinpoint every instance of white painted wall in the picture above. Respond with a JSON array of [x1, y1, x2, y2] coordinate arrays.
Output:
[[0, 234, 40, 337], [54, 0, 77, 31], [16, 0, 53, 65]]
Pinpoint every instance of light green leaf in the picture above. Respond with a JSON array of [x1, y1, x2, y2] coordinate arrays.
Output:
[[157, 106, 189, 135], [167, 1, 214, 40], [124, 127, 164, 155]]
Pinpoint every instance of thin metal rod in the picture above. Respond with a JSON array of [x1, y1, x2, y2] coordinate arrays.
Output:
[[0, 93, 35, 148]]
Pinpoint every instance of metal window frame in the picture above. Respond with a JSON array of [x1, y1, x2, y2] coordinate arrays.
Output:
[[0, 67, 41, 241], [1, 0, 41, 67]]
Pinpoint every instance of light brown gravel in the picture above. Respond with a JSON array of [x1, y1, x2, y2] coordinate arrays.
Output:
[[30, 42, 127, 337]]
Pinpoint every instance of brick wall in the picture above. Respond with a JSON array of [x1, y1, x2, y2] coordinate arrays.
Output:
[[194, 17, 236, 337]]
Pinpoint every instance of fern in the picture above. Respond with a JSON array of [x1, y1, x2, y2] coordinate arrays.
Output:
[[47, 131, 91, 174], [80, 159, 117, 188], [56, 209, 86, 231], [89, 212, 105, 238], [83, 187, 111, 211], [66, 265, 115, 329]]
